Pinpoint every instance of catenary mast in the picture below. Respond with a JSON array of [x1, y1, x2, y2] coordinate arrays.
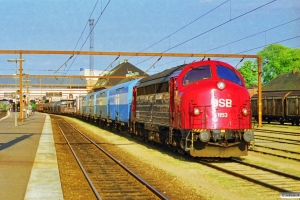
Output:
[[89, 19, 94, 77]]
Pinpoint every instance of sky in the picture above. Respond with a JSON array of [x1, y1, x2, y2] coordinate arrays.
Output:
[[0, 0, 299, 76]]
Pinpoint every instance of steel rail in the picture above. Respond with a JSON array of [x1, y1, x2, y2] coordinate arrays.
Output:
[[65, 119, 169, 200], [254, 135, 300, 144], [198, 159, 294, 193], [230, 158, 300, 180], [249, 149, 300, 161], [55, 120, 102, 200], [253, 144, 300, 155], [255, 129, 300, 136]]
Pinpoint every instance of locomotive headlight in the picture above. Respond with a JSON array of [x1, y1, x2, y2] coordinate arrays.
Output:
[[243, 131, 254, 142], [217, 81, 226, 90], [194, 108, 200, 116], [242, 108, 248, 116], [200, 131, 210, 142]]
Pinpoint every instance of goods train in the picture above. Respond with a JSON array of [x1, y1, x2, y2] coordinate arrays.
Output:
[[251, 91, 300, 125], [39, 60, 254, 157], [37, 100, 76, 115]]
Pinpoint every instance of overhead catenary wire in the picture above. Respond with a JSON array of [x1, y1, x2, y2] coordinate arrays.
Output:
[[64, 0, 111, 74], [164, 0, 277, 53], [202, 17, 300, 53], [143, 56, 162, 75], [54, 0, 99, 74], [56, 0, 111, 86], [152, 17, 300, 69], [235, 58, 244, 68], [135, 0, 277, 66], [146, 34, 300, 74], [99, 56, 120, 76], [72, 1, 99, 52], [211, 35, 300, 66], [132, 0, 229, 55], [237, 35, 300, 55]]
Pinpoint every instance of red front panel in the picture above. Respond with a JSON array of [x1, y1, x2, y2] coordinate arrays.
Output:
[[176, 60, 251, 131]]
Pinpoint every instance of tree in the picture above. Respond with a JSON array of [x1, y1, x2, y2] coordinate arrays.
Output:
[[238, 44, 300, 85], [259, 44, 300, 84], [238, 60, 258, 87]]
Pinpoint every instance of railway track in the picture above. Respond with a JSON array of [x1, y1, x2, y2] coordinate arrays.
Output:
[[250, 149, 300, 161], [198, 158, 300, 193], [254, 135, 300, 145], [253, 143, 300, 155], [255, 129, 300, 136], [53, 116, 168, 200], [251, 129, 300, 160]]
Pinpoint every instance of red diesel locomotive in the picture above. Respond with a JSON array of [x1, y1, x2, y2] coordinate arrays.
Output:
[[131, 60, 254, 157]]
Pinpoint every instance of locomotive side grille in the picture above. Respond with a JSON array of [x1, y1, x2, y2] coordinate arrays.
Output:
[[152, 104, 169, 126], [136, 105, 152, 123], [136, 93, 170, 126]]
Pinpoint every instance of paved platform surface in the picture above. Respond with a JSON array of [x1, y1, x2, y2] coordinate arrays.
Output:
[[0, 112, 63, 200]]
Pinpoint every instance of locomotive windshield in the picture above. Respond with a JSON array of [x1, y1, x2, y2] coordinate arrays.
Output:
[[217, 65, 242, 86], [182, 65, 211, 86]]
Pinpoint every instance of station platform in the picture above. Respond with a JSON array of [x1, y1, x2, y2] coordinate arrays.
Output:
[[0, 112, 63, 200]]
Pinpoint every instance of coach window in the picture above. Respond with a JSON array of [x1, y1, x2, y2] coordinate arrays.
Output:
[[217, 65, 242, 86], [182, 65, 211, 86]]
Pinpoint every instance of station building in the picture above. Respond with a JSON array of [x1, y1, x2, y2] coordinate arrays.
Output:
[[0, 60, 145, 103]]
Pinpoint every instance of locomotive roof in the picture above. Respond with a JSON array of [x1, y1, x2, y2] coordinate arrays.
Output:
[[138, 64, 186, 87]]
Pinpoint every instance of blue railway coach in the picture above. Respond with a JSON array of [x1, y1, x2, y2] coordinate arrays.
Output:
[[81, 93, 94, 120], [96, 88, 111, 125], [107, 79, 141, 131]]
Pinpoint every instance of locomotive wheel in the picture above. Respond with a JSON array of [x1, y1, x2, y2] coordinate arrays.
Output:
[[193, 140, 207, 150]]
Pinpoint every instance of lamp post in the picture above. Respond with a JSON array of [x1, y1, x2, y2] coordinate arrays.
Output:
[[7, 57, 25, 122], [13, 73, 18, 126], [23, 75, 31, 104]]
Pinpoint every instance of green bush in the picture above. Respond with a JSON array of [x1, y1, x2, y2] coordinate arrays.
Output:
[[0, 102, 10, 111]]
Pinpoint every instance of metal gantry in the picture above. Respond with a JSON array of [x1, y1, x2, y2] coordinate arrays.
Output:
[[0, 50, 262, 126]]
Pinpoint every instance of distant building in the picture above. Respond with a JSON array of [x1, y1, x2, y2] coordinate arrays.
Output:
[[93, 60, 147, 91], [247, 86, 258, 97], [79, 68, 107, 80], [262, 68, 300, 92], [79, 68, 108, 92]]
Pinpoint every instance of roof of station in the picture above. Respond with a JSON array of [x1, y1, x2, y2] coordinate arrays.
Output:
[[263, 69, 300, 91]]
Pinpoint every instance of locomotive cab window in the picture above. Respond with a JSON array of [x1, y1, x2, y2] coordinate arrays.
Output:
[[182, 65, 211, 86], [217, 65, 242, 86]]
